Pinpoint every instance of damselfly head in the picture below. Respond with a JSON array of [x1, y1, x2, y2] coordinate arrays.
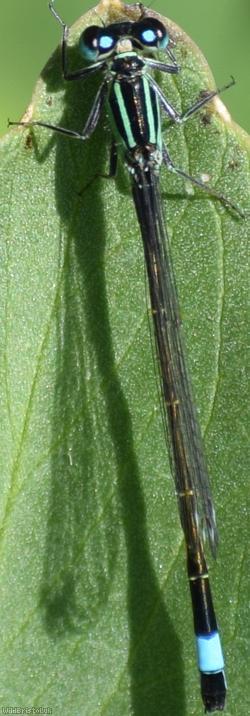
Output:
[[79, 17, 170, 62]]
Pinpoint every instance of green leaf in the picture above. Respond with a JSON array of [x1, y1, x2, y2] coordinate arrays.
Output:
[[0, 1, 249, 714]]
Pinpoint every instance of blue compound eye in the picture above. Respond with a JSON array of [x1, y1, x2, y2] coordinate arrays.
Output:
[[135, 18, 169, 50], [79, 25, 101, 61], [80, 25, 116, 61]]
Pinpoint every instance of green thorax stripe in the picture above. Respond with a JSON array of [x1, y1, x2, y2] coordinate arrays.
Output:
[[109, 71, 162, 151]]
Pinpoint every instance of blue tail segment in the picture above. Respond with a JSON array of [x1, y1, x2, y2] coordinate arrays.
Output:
[[188, 548, 226, 711], [197, 631, 225, 673]]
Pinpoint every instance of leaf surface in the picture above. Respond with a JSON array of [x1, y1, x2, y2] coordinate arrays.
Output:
[[0, 1, 249, 714]]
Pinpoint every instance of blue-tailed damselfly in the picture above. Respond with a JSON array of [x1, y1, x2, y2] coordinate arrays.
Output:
[[9, 1, 245, 710]]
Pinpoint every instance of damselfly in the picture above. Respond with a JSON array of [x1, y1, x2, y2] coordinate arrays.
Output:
[[9, 1, 244, 711]]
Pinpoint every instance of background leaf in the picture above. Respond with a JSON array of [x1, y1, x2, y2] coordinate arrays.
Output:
[[0, 1, 249, 714]]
